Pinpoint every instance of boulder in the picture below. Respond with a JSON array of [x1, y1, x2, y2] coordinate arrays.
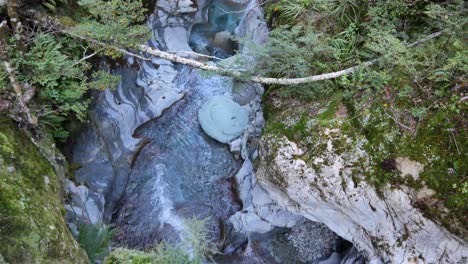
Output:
[[198, 95, 249, 143], [213, 31, 233, 52], [65, 180, 105, 225], [177, 0, 198, 13]]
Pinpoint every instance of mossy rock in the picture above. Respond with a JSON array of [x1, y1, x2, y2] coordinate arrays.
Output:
[[262, 91, 467, 237], [0, 117, 88, 264]]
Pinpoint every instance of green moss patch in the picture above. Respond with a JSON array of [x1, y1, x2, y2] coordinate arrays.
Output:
[[262, 90, 467, 236], [0, 117, 88, 264]]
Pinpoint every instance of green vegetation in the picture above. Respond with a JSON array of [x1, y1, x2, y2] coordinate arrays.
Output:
[[104, 246, 191, 264], [0, 0, 466, 261], [0, 0, 149, 140], [78, 223, 116, 263], [0, 116, 88, 263], [104, 218, 216, 264], [261, 0, 467, 235], [72, 0, 150, 48], [41, 0, 72, 12], [10, 33, 96, 138]]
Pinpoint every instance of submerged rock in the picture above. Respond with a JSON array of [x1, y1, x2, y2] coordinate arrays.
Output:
[[198, 95, 249, 143], [287, 221, 339, 263]]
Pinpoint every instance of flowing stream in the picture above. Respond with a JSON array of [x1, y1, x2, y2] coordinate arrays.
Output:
[[68, 1, 364, 263], [113, 69, 242, 248]]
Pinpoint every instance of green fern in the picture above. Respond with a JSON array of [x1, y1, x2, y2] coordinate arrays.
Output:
[[78, 223, 115, 263], [329, 0, 363, 26], [278, 0, 310, 24], [41, 0, 71, 12], [267, 0, 315, 26], [104, 218, 215, 264], [183, 218, 218, 263]]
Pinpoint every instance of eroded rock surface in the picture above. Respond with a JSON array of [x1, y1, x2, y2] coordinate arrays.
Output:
[[256, 99, 468, 263], [229, 159, 301, 233], [198, 95, 249, 143]]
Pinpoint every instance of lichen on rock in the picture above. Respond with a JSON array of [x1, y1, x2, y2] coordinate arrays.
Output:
[[257, 96, 467, 263]]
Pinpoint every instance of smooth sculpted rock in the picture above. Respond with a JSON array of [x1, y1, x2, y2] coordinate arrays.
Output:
[[257, 100, 468, 263], [198, 95, 249, 143]]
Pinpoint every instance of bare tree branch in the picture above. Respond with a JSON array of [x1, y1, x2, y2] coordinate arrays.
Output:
[[165, 50, 223, 61], [137, 30, 446, 85], [60, 29, 151, 62], [6, 0, 26, 53], [72, 48, 102, 67], [49, 18, 447, 86]]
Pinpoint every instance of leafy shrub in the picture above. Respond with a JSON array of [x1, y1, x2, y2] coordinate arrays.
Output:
[[78, 223, 116, 263], [104, 245, 191, 264], [1, 0, 147, 140], [260, 0, 467, 233], [265, 0, 317, 27], [104, 218, 216, 264], [18, 34, 90, 121], [183, 218, 218, 263], [3, 32, 121, 140], [72, 0, 150, 48]]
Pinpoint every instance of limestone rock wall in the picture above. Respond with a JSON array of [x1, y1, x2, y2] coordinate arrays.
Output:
[[255, 99, 467, 263]]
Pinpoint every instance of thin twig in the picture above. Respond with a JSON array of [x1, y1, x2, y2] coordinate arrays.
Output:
[[165, 50, 223, 61], [383, 109, 414, 133], [41, 17, 449, 86], [458, 96, 468, 103], [72, 49, 101, 67], [63, 30, 151, 62]]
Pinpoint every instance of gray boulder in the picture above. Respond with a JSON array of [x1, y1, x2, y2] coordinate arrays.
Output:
[[198, 95, 249, 143], [65, 180, 105, 225]]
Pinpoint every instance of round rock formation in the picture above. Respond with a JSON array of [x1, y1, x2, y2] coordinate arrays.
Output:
[[198, 95, 249, 143]]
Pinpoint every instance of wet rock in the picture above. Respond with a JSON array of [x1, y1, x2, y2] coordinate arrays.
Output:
[[71, 57, 184, 221], [232, 83, 258, 106], [339, 247, 366, 264], [287, 221, 339, 263], [229, 138, 242, 153], [65, 180, 105, 224], [157, 0, 197, 14], [213, 31, 233, 52], [198, 95, 249, 143], [319, 252, 342, 264], [229, 159, 301, 233], [71, 0, 272, 260], [177, 0, 198, 13], [234, 0, 268, 49]]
